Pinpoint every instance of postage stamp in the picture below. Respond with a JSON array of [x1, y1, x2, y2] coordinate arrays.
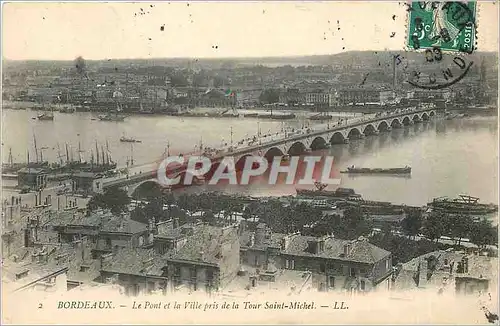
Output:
[[407, 1, 477, 53]]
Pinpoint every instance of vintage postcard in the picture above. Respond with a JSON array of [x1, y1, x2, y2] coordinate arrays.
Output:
[[1, 1, 499, 325]]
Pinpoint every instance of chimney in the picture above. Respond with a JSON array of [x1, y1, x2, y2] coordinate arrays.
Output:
[[463, 256, 469, 273], [418, 258, 428, 287], [249, 232, 255, 247], [280, 237, 289, 251], [343, 242, 352, 257]]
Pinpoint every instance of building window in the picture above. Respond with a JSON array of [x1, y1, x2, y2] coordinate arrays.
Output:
[[285, 259, 295, 270], [80, 266, 90, 272], [349, 267, 356, 277], [329, 276, 335, 288], [385, 259, 390, 270], [206, 269, 214, 281], [138, 236, 144, 246], [360, 280, 366, 291], [105, 238, 111, 248], [320, 263, 326, 273]]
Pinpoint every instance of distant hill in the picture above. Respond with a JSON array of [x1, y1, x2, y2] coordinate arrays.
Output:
[[3, 50, 497, 71]]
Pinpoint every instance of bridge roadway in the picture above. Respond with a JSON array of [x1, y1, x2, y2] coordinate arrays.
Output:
[[93, 106, 438, 193]]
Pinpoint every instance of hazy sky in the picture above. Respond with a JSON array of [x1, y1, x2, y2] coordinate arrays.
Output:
[[2, 1, 498, 60]]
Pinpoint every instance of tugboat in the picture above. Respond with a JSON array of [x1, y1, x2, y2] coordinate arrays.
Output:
[[428, 195, 498, 215], [37, 112, 54, 121], [120, 136, 142, 143], [340, 165, 411, 175], [296, 182, 361, 199], [99, 102, 126, 121]]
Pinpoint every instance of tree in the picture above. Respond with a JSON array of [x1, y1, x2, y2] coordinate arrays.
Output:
[[401, 209, 423, 240], [423, 211, 447, 242], [87, 187, 131, 215], [259, 89, 280, 104], [469, 218, 498, 249], [448, 214, 474, 246]]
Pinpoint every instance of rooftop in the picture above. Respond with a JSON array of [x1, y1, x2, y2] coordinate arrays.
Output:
[[283, 234, 391, 264], [169, 224, 237, 266], [101, 247, 169, 277]]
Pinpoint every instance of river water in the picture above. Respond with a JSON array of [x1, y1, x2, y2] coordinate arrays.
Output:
[[2, 108, 498, 210]]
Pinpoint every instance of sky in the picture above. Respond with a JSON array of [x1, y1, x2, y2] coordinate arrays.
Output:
[[2, 1, 499, 60]]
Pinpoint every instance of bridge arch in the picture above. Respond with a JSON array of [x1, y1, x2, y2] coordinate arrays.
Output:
[[401, 116, 411, 125], [421, 112, 430, 121], [377, 120, 390, 132], [330, 131, 347, 144], [347, 127, 363, 139], [412, 114, 421, 122], [429, 110, 436, 117], [263, 147, 285, 161], [362, 123, 377, 135], [130, 179, 164, 199], [390, 118, 402, 128], [310, 136, 328, 151], [287, 141, 307, 155]]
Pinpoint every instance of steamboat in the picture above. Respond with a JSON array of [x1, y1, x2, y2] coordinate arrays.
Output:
[[296, 182, 361, 199], [340, 165, 411, 175]]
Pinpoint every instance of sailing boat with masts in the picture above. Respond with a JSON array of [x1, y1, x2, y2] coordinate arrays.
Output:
[[99, 96, 126, 121]]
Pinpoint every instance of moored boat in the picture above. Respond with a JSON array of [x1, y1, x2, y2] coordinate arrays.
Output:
[[428, 195, 498, 215], [99, 113, 125, 121], [120, 136, 142, 143], [340, 165, 411, 175], [37, 112, 54, 121], [296, 182, 361, 199]]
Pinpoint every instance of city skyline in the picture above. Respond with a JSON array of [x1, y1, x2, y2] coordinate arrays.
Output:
[[2, 1, 499, 61]]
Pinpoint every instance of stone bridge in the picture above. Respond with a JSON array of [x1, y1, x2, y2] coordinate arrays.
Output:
[[93, 108, 437, 197]]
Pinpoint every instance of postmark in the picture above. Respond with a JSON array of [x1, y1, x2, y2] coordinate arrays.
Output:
[[407, 52, 474, 90], [407, 1, 477, 54]]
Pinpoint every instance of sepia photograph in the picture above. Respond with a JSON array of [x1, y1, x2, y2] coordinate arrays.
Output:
[[1, 1, 499, 324]]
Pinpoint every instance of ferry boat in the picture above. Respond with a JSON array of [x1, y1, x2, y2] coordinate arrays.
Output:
[[37, 112, 54, 121], [296, 182, 361, 199], [99, 113, 126, 121], [120, 136, 142, 143], [427, 195, 498, 215], [340, 165, 411, 175], [309, 113, 333, 121], [99, 103, 126, 121], [59, 106, 76, 113]]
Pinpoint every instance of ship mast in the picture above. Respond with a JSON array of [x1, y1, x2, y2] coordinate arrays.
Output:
[[57, 143, 64, 165], [65, 143, 70, 164], [100, 145, 105, 166], [130, 143, 134, 166], [105, 139, 111, 164], [33, 133, 39, 163], [78, 141, 82, 163], [95, 141, 100, 166]]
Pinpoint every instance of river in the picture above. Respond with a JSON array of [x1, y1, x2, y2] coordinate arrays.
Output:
[[2, 108, 498, 210]]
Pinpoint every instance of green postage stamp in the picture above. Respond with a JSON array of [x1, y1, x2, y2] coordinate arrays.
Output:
[[407, 1, 477, 53]]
